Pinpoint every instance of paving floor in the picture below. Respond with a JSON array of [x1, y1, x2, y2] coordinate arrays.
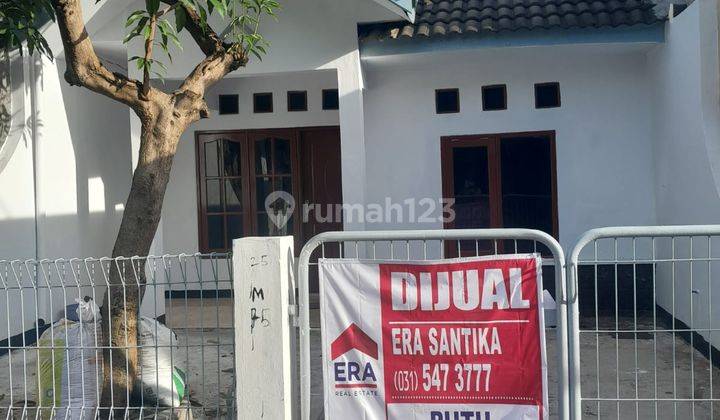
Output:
[[1, 301, 719, 419]]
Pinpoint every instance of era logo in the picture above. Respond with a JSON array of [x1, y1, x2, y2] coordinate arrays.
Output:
[[334, 361, 377, 382], [331, 323, 378, 388]]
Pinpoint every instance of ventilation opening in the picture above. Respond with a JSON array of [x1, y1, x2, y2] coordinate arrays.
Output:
[[482, 85, 507, 111], [218, 94, 239, 115], [287, 91, 308, 112], [322, 89, 339, 110], [535, 82, 561, 109], [253, 92, 273, 113], [435, 89, 460, 114]]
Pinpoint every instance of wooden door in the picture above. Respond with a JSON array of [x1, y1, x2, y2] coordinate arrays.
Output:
[[441, 132, 558, 257], [299, 127, 343, 292], [441, 136, 500, 257], [300, 127, 343, 243]]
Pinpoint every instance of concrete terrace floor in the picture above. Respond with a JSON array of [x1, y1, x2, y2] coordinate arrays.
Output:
[[0, 299, 719, 419]]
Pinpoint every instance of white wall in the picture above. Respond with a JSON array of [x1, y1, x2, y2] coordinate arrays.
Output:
[[648, 0, 720, 346], [362, 45, 658, 251], [130, 0, 395, 79], [34, 51, 132, 259], [0, 53, 36, 260], [162, 71, 340, 255]]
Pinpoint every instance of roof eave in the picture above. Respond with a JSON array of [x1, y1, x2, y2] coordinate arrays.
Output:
[[360, 23, 666, 59], [370, 0, 417, 23]]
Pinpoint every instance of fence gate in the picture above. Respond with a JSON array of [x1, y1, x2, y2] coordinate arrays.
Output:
[[298, 228, 570, 420], [568, 226, 720, 419]]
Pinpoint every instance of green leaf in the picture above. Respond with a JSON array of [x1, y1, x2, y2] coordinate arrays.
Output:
[[174, 7, 186, 31], [123, 16, 149, 43], [208, 0, 227, 17], [146, 0, 160, 14], [125, 10, 146, 27]]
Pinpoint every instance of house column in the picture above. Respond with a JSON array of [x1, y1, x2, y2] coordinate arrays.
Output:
[[335, 50, 367, 231]]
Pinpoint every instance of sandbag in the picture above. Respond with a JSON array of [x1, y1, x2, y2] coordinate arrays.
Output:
[[37, 299, 102, 420], [37, 299, 186, 417], [137, 317, 187, 407]]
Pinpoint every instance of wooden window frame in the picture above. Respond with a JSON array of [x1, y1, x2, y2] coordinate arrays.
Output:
[[435, 88, 460, 114], [440, 130, 559, 239], [534, 82, 561, 109], [481, 84, 507, 111]]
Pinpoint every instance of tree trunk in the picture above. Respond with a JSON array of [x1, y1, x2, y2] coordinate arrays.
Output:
[[99, 106, 186, 417]]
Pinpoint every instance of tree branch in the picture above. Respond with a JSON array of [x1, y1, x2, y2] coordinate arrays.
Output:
[[155, 1, 248, 114], [160, 0, 226, 56], [178, 45, 246, 99], [142, 14, 158, 98], [52, 0, 145, 109]]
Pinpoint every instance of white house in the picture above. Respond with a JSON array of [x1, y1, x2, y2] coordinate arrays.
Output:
[[0, 0, 719, 342]]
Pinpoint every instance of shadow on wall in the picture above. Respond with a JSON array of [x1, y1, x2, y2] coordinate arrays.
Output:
[[18, 48, 133, 260]]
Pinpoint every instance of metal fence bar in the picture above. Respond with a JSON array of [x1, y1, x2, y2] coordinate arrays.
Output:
[[568, 225, 720, 420], [298, 228, 569, 420], [0, 253, 235, 419]]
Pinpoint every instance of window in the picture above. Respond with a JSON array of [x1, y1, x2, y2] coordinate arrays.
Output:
[[287, 91, 308, 112], [322, 89, 339, 110], [253, 92, 273, 113], [435, 89, 460, 114], [218, 94, 239, 115], [481, 85, 507, 111], [535, 82, 561, 109]]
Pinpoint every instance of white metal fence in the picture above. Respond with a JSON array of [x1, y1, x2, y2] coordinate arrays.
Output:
[[3, 225, 720, 419], [297, 228, 570, 420], [0, 254, 235, 419], [568, 226, 720, 419]]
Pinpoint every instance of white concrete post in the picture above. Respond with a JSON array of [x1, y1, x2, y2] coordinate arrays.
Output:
[[336, 50, 367, 232], [233, 236, 296, 419]]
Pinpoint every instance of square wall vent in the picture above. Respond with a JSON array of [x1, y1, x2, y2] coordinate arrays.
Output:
[[482, 85, 507, 111], [288, 91, 308, 112], [218, 94, 239, 115], [253, 92, 273, 113]]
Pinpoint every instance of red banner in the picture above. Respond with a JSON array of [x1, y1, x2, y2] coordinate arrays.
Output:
[[321, 255, 548, 420]]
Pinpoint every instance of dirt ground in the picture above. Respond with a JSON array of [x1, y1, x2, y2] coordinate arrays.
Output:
[[1, 302, 719, 419]]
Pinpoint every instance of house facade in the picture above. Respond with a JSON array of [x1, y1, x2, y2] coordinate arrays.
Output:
[[0, 0, 719, 338]]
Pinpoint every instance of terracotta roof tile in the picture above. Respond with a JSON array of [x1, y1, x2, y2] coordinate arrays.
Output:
[[359, 0, 664, 42]]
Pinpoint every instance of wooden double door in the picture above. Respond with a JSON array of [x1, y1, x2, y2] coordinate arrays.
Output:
[[441, 131, 558, 256], [195, 126, 343, 254]]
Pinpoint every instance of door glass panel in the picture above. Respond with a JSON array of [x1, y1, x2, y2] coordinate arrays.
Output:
[[206, 215, 224, 249], [256, 177, 272, 211], [449, 145, 493, 254], [204, 140, 220, 177], [226, 215, 243, 243], [500, 136, 553, 253], [255, 138, 272, 175], [257, 213, 293, 236], [257, 213, 270, 236], [275, 176, 292, 195], [274, 138, 292, 175], [206, 179, 223, 212], [452, 146, 490, 229], [222, 140, 242, 176], [225, 179, 243, 212]]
